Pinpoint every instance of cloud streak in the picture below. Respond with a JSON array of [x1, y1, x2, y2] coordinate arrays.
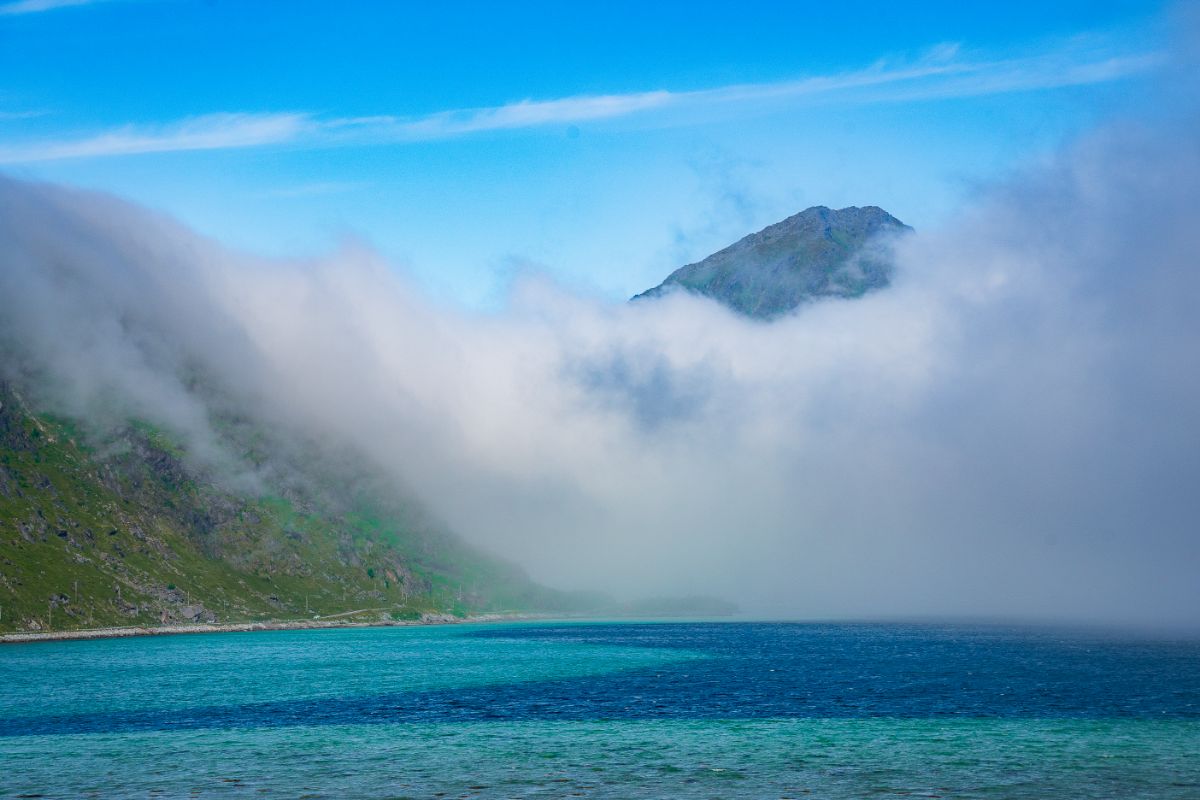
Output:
[[0, 112, 309, 163], [0, 0, 116, 15], [0, 110, 48, 120], [341, 90, 675, 141], [0, 39, 1160, 163]]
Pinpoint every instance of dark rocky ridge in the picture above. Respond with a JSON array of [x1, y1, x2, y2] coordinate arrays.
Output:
[[634, 205, 911, 318]]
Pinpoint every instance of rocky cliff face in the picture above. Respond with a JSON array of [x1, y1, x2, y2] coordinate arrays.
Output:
[[634, 206, 911, 318]]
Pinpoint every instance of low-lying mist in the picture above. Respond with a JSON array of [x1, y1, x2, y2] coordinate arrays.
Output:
[[2, 99, 1198, 628]]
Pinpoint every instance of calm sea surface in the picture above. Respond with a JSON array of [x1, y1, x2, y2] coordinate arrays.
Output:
[[1, 621, 1198, 798]]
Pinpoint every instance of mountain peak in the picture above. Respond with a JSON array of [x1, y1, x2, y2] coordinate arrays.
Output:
[[634, 205, 911, 318]]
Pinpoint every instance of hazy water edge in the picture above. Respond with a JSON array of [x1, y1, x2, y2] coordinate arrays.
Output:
[[2, 622, 1198, 798]]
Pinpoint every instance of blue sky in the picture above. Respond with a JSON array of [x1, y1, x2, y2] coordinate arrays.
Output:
[[0, 0, 1170, 308]]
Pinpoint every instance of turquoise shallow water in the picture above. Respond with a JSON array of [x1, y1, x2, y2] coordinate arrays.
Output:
[[2, 621, 1198, 798]]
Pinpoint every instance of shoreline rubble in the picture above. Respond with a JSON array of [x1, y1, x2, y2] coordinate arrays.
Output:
[[0, 611, 552, 645]]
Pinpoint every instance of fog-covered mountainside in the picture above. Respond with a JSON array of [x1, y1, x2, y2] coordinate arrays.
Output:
[[0, 178, 749, 635], [0, 377, 600, 633], [634, 206, 911, 318]]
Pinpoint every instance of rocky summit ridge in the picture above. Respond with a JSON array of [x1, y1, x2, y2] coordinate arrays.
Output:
[[634, 205, 911, 318]]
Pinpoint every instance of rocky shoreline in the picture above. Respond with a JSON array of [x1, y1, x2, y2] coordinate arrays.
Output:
[[0, 611, 550, 644]]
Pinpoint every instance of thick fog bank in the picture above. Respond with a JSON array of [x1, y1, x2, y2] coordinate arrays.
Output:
[[2, 106, 1199, 627]]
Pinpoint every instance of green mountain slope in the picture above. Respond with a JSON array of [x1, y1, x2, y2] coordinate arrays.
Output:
[[0, 380, 593, 633], [634, 206, 911, 318]]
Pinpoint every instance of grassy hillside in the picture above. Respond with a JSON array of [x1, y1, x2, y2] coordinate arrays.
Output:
[[0, 380, 592, 633]]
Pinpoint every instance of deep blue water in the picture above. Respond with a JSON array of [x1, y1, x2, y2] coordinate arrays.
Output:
[[465, 622, 1200, 718], [4, 621, 1198, 737], [2, 621, 1198, 798]]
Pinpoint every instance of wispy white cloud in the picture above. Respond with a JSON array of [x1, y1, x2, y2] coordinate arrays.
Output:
[[857, 52, 1165, 103], [317, 89, 673, 145], [372, 90, 672, 139], [0, 109, 48, 120], [683, 45, 1162, 108], [0, 112, 311, 163], [0, 0, 114, 15], [0, 41, 1160, 164]]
